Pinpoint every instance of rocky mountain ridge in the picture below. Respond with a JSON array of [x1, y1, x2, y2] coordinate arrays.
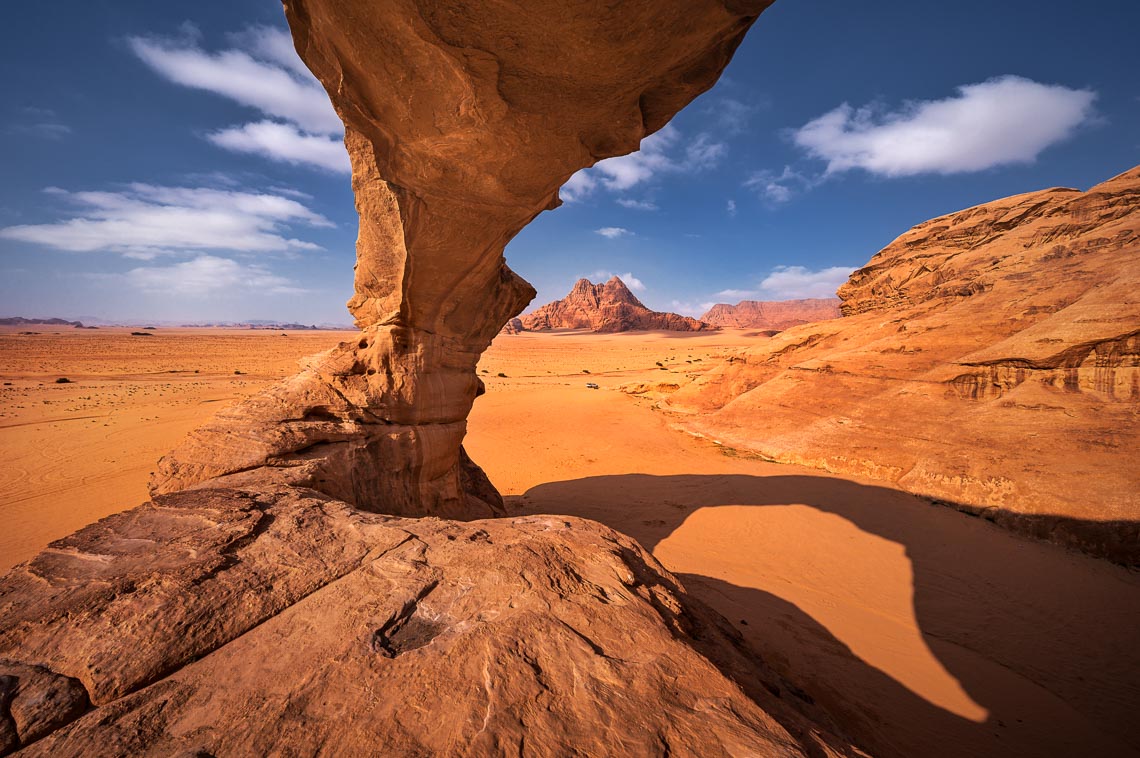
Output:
[[521, 276, 713, 332], [700, 298, 841, 330]]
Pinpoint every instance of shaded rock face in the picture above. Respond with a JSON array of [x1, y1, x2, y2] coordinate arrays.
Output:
[[701, 298, 842, 330], [152, 0, 761, 518], [668, 166, 1140, 563], [499, 317, 525, 335], [522, 276, 713, 332], [0, 487, 857, 756]]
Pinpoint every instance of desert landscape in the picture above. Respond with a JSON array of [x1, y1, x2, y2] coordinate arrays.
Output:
[[2, 319, 1138, 756], [1, 0, 1138, 756]]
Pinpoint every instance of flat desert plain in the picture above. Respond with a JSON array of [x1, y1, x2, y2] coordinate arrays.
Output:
[[2, 327, 1138, 757]]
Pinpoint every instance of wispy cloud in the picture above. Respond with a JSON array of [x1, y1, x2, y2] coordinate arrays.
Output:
[[590, 270, 646, 292], [793, 76, 1096, 177], [726, 199, 737, 217], [595, 227, 632, 239], [616, 198, 658, 211], [670, 299, 716, 319], [755, 265, 854, 299], [709, 97, 759, 135], [675, 265, 856, 316], [715, 288, 755, 300], [7, 107, 72, 140], [0, 184, 331, 258], [208, 121, 348, 172], [128, 25, 347, 172], [123, 255, 306, 296], [561, 125, 726, 202], [743, 165, 819, 205]]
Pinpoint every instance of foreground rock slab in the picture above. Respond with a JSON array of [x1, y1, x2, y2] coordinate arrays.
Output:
[[0, 488, 857, 756]]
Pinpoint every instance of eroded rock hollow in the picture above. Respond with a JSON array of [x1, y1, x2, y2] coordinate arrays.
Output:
[[151, 0, 773, 520]]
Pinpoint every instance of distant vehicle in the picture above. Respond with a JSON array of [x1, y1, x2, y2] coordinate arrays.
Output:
[[585, 382, 599, 389]]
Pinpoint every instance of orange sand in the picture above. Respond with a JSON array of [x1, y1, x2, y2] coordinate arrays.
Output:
[[1, 327, 1136, 758]]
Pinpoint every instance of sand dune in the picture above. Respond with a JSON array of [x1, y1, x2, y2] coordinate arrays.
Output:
[[1, 327, 1137, 757]]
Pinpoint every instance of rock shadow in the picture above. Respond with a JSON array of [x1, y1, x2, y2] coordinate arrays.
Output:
[[513, 473, 1140, 758]]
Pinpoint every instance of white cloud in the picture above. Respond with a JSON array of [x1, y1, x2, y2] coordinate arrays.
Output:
[[208, 121, 349, 173], [595, 227, 632, 239], [124, 255, 305, 296], [128, 26, 346, 171], [678, 266, 855, 315], [715, 288, 755, 300], [616, 198, 658, 211], [0, 184, 331, 257], [559, 172, 597, 203], [561, 124, 726, 201], [793, 76, 1096, 177], [229, 25, 313, 80], [756, 265, 854, 299], [617, 272, 646, 292], [710, 98, 757, 134], [726, 199, 737, 216], [669, 300, 716, 319], [129, 29, 339, 134], [744, 166, 816, 204], [590, 270, 646, 292]]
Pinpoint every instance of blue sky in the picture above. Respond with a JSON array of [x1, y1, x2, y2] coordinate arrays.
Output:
[[1, 0, 1137, 324]]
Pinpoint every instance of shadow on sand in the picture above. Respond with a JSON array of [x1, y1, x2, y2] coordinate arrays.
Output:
[[513, 473, 1140, 758]]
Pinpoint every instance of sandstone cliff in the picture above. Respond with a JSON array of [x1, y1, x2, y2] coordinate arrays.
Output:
[[667, 166, 1140, 563], [701, 298, 841, 330], [522, 276, 713, 332]]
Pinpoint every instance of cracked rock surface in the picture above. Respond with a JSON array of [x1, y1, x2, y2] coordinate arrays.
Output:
[[0, 488, 858, 756]]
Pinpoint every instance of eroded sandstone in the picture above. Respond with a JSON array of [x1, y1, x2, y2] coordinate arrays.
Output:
[[666, 166, 1140, 563], [150, 0, 768, 519]]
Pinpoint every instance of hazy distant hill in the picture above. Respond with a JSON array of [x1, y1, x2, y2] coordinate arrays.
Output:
[[0, 317, 84, 327], [699, 298, 841, 330]]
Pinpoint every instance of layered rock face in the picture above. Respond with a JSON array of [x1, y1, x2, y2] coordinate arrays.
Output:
[[522, 276, 713, 332], [701, 298, 841, 330], [150, 0, 759, 518], [667, 167, 1140, 563]]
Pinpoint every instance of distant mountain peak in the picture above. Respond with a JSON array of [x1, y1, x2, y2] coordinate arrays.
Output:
[[517, 277, 712, 333]]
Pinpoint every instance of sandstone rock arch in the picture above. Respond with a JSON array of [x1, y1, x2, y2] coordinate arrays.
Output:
[[152, 0, 775, 519]]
